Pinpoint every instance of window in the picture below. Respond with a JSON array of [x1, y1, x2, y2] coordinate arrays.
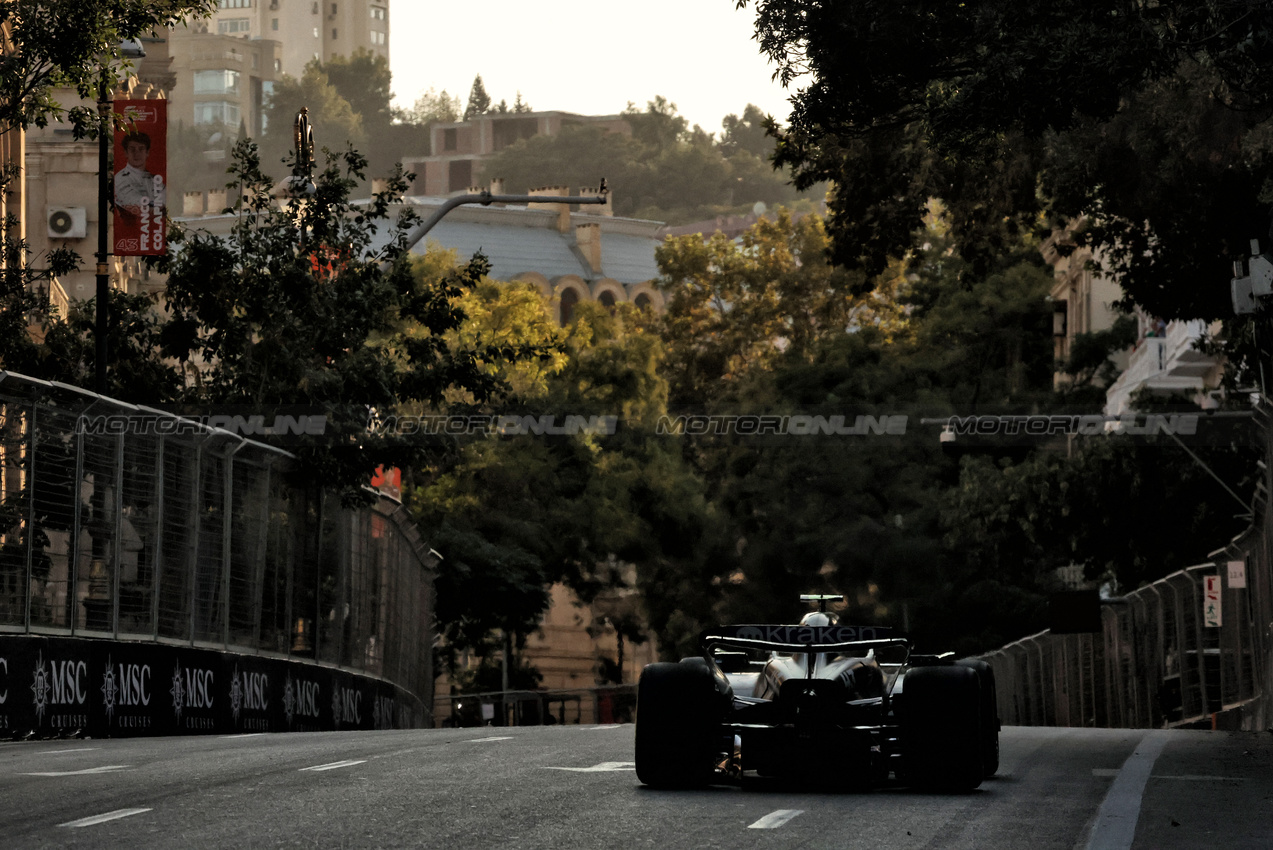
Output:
[[370, 6, 386, 19], [271, 17, 278, 30], [193, 69, 241, 95], [371, 31, 385, 45], [217, 17, 251, 34], [312, 1, 318, 13], [332, 28, 338, 39], [443, 128, 457, 151], [218, 0, 253, 7], [194, 101, 242, 126], [559, 289, 579, 325], [313, 26, 319, 37], [331, 2, 337, 15]]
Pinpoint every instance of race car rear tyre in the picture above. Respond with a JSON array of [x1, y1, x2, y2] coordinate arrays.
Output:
[[957, 659, 1000, 777], [901, 664, 983, 791], [635, 661, 725, 788]]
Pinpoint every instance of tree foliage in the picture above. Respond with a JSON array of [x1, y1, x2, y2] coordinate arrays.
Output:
[[157, 140, 544, 498], [463, 74, 492, 121], [484, 99, 812, 224], [260, 63, 365, 177], [736, 0, 1273, 320], [0, 0, 214, 135]]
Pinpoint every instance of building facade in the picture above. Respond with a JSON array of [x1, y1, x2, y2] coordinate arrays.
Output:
[[198, 0, 389, 81], [1043, 227, 1224, 414], [405, 111, 630, 196]]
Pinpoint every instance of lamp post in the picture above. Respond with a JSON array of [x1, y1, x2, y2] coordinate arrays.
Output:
[[94, 40, 146, 394]]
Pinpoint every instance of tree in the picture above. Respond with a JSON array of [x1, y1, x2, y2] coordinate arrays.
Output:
[[400, 87, 461, 126], [463, 74, 491, 121], [157, 139, 544, 498], [0, 0, 214, 135], [0, 0, 214, 382], [483, 99, 809, 224], [735, 0, 1273, 320], [259, 62, 365, 176], [322, 49, 394, 132]]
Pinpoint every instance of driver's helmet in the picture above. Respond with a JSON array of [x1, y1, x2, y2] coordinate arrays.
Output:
[[798, 610, 837, 627]]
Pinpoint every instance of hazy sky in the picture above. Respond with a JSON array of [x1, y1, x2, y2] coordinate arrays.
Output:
[[387, 1, 795, 133]]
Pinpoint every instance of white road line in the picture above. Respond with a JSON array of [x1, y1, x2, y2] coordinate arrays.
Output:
[[22, 765, 130, 777], [748, 809, 804, 830], [299, 759, 367, 772], [466, 736, 512, 743], [1084, 730, 1170, 850], [221, 733, 267, 739], [590, 724, 623, 730], [543, 761, 636, 772], [1152, 774, 1245, 781], [36, 748, 100, 755], [60, 808, 152, 828]]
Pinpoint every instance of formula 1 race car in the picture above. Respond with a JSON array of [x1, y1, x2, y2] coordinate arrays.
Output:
[[635, 595, 999, 791]]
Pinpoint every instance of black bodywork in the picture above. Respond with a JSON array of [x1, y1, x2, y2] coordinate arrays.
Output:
[[635, 621, 998, 791]]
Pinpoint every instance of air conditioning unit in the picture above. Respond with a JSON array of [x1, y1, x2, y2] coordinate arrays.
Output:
[[47, 206, 87, 239]]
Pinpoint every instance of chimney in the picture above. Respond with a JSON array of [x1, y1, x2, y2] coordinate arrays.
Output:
[[529, 185, 571, 233], [576, 223, 602, 274], [206, 188, 227, 213], [183, 191, 205, 216], [488, 177, 505, 196], [371, 177, 389, 195], [579, 185, 612, 217]]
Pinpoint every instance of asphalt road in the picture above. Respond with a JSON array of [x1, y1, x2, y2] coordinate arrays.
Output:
[[1, 724, 1270, 849]]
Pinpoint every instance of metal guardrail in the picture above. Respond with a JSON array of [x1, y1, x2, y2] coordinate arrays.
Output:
[[980, 559, 1269, 729], [0, 372, 438, 711], [435, 685, 637, 728]]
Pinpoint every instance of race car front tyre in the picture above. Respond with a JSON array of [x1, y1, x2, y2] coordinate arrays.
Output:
[[956, 658, 1001, 777], [635, 661, 725, 788], [900, 664, 984, 791]]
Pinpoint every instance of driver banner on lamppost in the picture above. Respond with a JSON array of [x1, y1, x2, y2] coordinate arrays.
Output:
[[112, 99, 167, 256]]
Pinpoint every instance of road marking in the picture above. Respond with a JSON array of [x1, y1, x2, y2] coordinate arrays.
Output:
[[748, 809, 804, 829], [544, 761, 636, 772], [221, 733, 267, 739], [22, 765, 130, 777], [1092, 768, 1242, 782], [299, 759, 367, 772], [1084, 730, 1170, 850], [36, 748, 100, 755], [466, 736, 512, 743], [590, 724, 623, 730], [60, 808, 152, 828]]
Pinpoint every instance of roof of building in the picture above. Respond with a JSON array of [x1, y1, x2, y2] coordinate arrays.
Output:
[[396, 197, 663, 286]]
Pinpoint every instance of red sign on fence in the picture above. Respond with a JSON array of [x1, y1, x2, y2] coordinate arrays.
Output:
[[112, 99, 167, 256]]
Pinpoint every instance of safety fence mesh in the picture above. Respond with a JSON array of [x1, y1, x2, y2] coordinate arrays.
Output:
[[0, 372, 437, 710], [979, 419, 1273, 730]]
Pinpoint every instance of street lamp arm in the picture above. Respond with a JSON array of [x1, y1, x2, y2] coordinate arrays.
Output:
[[399, 181, 610, 256]]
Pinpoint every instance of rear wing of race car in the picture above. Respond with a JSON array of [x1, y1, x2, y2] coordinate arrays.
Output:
[[700, 624, 910, 655]]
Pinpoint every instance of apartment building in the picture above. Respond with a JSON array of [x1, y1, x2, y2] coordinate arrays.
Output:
[[203, 0, 389, 80], [406, 111, 630, 196]]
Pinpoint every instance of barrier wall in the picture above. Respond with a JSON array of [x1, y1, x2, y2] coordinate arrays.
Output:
[[0, 634, 423, 737], [0, 372, 438, 737]]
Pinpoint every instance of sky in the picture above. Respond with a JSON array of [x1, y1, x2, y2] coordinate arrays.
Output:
[[387, 1, 796, 134]]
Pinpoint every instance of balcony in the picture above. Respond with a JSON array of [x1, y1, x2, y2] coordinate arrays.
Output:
[[1105, 320, 1222, 415]]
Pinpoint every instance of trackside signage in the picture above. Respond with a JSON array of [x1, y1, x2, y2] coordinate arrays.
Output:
[[703, 625, 901, 646], [0, 635, 424, 739]]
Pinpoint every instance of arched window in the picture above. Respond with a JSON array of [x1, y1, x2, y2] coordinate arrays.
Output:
[[598, 290, 616, 311], [634, 293, 651, 311], [560, 288, 580, 325]]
